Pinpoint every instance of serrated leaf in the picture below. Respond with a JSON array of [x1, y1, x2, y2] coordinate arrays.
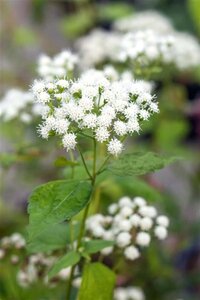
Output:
[[27, 222, 80, 253], [28, 180, 92, 240], [48, 251, 80, 279], [83, 240, 114, 254], [107, 152, 179, 176], [78, 262, 116, 300]]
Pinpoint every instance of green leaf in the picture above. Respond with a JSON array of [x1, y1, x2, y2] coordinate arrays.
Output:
[[83, 240, 114, 254], [28, 180, 92, 240], [98, 3, 134, 21], [78, 262, 116, 300], [188, 0, 200, 34], [107, 152, 179, 176], [0, 153, 18, 169], [54, 156, 78, 168], [27, 222, 80, 253], [48, 251, 80, 279]]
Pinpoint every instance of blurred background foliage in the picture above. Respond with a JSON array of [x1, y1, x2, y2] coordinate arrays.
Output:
[[0, 0, 200, 300]]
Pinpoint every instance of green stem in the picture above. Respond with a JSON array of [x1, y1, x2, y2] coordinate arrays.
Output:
[[66, 139, 97, 300], [69, 150, 75, 179], [76, 144, 92, 180]]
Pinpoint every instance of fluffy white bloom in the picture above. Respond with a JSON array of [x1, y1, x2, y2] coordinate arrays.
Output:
[[95, 127, 110, 142], [136, 232, 151, 247], [113, 10, 174, 34], [0, 89, 37, 122], [62, 133, 77, 151], [116, 232, 132, 248], [124, 246, 140, 261], [107, 138, 123, 156], [156, 215, 169, 227], [31, 69, 157, 154], [154, 226, 168, 240], [37, 50, 78, 80]]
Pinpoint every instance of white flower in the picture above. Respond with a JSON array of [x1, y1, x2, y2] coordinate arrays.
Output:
[[32, 68, 157, 154], [138, 206, 157, 218], [124, 246, 140, 261], [107, 138, 123, 156], [116, 232, 132, 248], [57, 79, 69, 88], [118, 197, 133, 208], [139, 217, 153, 231], [133, 197, 146, 207], [62, 133, 77, 151], [37, 91, 50, 104], [154, 226, 168, 240], [108, 203, 119, 215], [37, 49, 78, 79], [101, 246, 113, 256], [95, 127, 110, 142], [118, 219, 132, 232], [136, 232, 151, 247], [120, 207, 133, 218], [114, 120, 127, 136], [156, 215, 169, 227], [129, 214, 141, 227]]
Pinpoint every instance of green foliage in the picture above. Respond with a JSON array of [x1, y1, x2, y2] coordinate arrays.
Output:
[[155, 119, 190, 149], [60, 10, 94, 38], [0, 153, 18, 169], [13, 27, 37, 46], [27, 222, 80, 253], [82, 240, 114, 254], [54, 156, 78, 168], [188, 0, 200, 34], [98, 2, 134, 21], [78, 262, 116, 300], [107, 152, 179, 177], [28, 180, 92, 240], [48, 251, 80, 279]]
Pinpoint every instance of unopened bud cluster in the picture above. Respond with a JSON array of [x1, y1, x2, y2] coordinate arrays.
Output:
[[86, 196, 169, 260]]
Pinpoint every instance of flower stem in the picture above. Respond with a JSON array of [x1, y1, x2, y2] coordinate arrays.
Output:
[[66, 139, 97, 300]]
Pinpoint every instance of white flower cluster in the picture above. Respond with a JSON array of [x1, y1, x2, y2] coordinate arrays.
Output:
[[0, 232, 26, 251], [119, 29, 175, 67], [114, 286, 145, 300], [86, 196, 169, 260], [170, 32, 200, 71], [31, 69, 157, 155], [0, 89, 40, 123], [37, 50, 78, 80], [119, 29, 200, 72], [17, 253, 56, 288], [76, 29, 121, 69], [113, 10, 174, 34]]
